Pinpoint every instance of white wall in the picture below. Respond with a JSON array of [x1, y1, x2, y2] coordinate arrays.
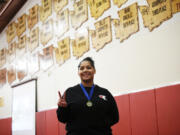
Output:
[[0, 0, 180, 118]]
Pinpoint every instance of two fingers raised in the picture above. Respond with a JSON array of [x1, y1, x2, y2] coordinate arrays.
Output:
[[58, 91, 67, 107]]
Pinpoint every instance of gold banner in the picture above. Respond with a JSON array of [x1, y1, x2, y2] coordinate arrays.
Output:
[[89, 16, 112, 51], [113, 0, 127, 8], [87, 0, 111, 19], [53, 0, 68, 13], [17, 35, 26, 57], [28, 5, 39, 29], [0, 97, 4, 107], [139, 6, 151, 28], [70, 0, 88, 29], [40, 0, 52, 22], [7, 64, 16, 84], [172, 0, 180, 14], [139, 0, 172, 31], [0, 48, 6, 68], [0, 68, 7, 86], [39, 45, 54, 71], [55, 9, 69, 38], [55, 37, 70, 65], [40, 19, 53, 46], [8, 42, 16, 63], [16, 14, 26, 37], [6, 22, 16, 43], [72, 29, 89, 58], [28, 27, 39, 52], [114, 3, 139, 42]]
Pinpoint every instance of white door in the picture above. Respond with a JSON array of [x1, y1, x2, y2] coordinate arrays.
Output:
[[12, 79, 37, 135]]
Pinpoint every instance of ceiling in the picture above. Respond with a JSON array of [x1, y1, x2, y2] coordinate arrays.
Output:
[[0, 0, 27, 34]]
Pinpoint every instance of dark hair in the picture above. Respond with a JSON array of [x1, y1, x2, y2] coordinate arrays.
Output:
[[78, 57, 95, 69]]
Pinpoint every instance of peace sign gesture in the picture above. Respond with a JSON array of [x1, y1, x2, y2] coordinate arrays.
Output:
[[57, 91, 67, 107]]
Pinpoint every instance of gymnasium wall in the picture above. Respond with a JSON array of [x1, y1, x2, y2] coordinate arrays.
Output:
[[0, 0, 180, 124], [0, 84, 180, 135]]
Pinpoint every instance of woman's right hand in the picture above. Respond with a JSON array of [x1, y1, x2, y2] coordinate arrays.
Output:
[[57, 91, 67, 107]]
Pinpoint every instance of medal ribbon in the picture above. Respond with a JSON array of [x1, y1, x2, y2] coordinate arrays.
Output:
[[80, 83, 95, 101]]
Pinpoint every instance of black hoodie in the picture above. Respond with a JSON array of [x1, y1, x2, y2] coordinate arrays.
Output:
[[56, 84, 119, 135]]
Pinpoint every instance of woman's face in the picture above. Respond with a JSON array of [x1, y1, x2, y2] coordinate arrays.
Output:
[[78, 61, 96, 83]]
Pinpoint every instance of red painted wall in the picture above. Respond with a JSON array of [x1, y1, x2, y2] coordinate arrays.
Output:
[[112, 95, 131, 135], [36, 111, 46, 135], [0, 84, 180, 135], [130, 90, 158, 135], [155, 85, 180, 135], [0, 118, 11, 135]]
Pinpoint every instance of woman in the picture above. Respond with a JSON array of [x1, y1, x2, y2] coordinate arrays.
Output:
[[57, 57, 119, 135]]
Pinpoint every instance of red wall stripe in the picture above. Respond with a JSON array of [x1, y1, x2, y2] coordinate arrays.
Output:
[[45, 109, 59, 135], [112, 95, 131, 135], [0, 118, 12, 135], [155, 84, 180, 135], [0, 118, 11, 135], [36, 111, 46, 135], [130, 90, 158, 135], [59, 122, 66, 135]]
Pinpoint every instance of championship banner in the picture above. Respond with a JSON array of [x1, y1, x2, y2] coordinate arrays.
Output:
[[0, 68, 7, 86], [0, 48, 6, 68], [70, 0, 88, 30], [16, 14, 26, 37], [7, 42, 16, 63], [40, 19, 53, 46], [72, 29, 89, 58], [113, 0, 127, 8], [139, 0, 172, 31], [28, 27, 39, 52], [53, 0, 68, 13], [39, 45, 54, 71], [139, 6, 151, 29], [40, 0, 52, 22], [172, 0, 180, 14], [89, 16, 112, 51], [55, 37, 70, 65], [55, 9, 69, 38], [6, 22, 16, 44], [16, 57, 27, 81], [17, 35, 26, 57], [0, 97, 4, 107], [114, 3, 139, 42], [28, 53, 39, 76], [28, 5, 39, 29], [87, 0, 111, 19], [7, 64, 16, 84]]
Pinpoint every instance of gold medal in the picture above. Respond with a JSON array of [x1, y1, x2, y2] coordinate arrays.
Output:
[[86, 101, 93, 107], [80, 84, 95, 107]]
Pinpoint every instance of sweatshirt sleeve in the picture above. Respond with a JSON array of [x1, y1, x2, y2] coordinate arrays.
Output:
[[106, 91, 119, 126], [56, 106, 70, 123], [56, 90, 70, 123]]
